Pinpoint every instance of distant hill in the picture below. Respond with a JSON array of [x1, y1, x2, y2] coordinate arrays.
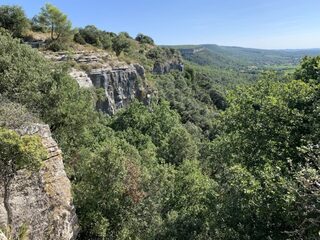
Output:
[[167, 44, 320, 72]]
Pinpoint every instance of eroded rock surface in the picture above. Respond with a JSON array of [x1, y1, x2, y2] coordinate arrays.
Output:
[[89, 64, 151, 114], [153, 60, 184, 74], [0, 124, 78, 240], [44, 51, 156, 115]]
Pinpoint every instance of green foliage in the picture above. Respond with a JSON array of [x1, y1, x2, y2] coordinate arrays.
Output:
[[160, 127, 198, 165], [146, 47, 181, 63], [295, 56, 320, 83], [112, 33, 132, 56], [76, 25, 114, 50], [0, 5, 29, 37], [135, 33, 154, 45], [0, 127, 46, 180], [174, 44, 320, 73], [45, 39, 68, 51], [74, 136, 142, 238], [0, 31, 53, 106], [153, 69, 230, 137], [159, 160, 216, 240], [2, 8, 320, 239], [73, 32, 86, 45], [0, 97, 41, 129], [34, 3, 72, 41], [204, 74, 320, 239], [0, 30, 97, 165]]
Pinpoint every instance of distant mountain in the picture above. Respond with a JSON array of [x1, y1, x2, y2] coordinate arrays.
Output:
[[167, 44, 320, 71]]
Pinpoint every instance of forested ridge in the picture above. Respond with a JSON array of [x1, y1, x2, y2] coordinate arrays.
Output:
[[0, 4, 319, 240]]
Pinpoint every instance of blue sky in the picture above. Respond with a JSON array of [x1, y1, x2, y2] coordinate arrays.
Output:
[[2, 0, 320, 49]]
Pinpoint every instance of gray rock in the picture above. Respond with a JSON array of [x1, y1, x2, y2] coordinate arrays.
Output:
[[88, 64, 150, 115], [0, 124, 78, 240], [69, 69, 93, 88], [153, 60, 184, 75]]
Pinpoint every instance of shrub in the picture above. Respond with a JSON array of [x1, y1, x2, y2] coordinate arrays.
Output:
[[74, 32, 86, 45], [112, 33, 132, 56], [0, 127, 46, 182], [0, 5, 30, 37], [45, 40, 68, 52], [0, 97, 41, 129], [135, 33, 154, 45], [76, 25, 114, 49]]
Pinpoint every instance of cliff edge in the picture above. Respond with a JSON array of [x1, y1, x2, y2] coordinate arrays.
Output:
[[0, 124, 78, 240]]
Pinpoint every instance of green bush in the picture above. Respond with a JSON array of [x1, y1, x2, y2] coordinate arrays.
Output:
[[0, 97, 41, 129], [0, 5, 29, 37], [135, 33, 154, 45], [45, 40, 68, 51], [73, 32, 86, 45], [0, 127, 46, 182], [112, 33, 132, 56], [76, 25, 114, 49]]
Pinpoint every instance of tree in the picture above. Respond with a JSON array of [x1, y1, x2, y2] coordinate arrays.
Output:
[[76, 25, 114, 49], [204, 74, 319, 239], [112, 33, 132, 56], [74, 136, 143, 239], [0, 5, 29, 37], [159, 160, 216, 240], [35, 3, 72, 41], [295, 56, 320, 83], [77, 25, 101, 45], [160, 127, 198, 165], [135, 33, 154, 45]]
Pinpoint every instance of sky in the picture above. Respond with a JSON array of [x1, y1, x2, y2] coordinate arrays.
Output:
[[2, 0, 320, 49]]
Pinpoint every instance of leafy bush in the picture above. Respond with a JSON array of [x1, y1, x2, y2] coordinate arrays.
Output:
[[135, 33, 154, 45], [78, 25, 101, 46], [0, 5, 29, 37], [77, 25, 114, 49], [112, 33, 132, 56], [73, 32, 86, 45], [0, 97, 41, 129], [0, 127, 46, 183], [45, 39, 68, 51]]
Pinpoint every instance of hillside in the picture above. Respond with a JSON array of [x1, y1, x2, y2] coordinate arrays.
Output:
[[169, 44, 320, 72], [0, 3, 320, 240]]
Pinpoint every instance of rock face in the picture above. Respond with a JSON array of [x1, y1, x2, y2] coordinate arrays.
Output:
[[89, 64, 150, 114], [69, 69, 93, 88], [153, 60, 184, 75], [70, 64, 152, 115], [0, 124, 78, 240]]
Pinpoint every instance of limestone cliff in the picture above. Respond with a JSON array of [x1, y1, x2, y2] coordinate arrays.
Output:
[[152, 60, 184, 75], [89, 64, 151, 114], [71, 63, 153, 115], [0, 124, 78, 240]]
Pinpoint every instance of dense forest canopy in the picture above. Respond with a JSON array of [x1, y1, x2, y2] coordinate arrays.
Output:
[[0, 3, 319, 240]]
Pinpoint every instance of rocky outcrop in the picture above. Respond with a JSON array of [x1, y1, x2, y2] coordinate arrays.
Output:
[[44, 51, 155, 115], [0, 124, 78, 240], [153, 60, 184, 75], [69, 69, 93, 88], [88, 64, 151, 114], [44, 51, 111, 65]]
